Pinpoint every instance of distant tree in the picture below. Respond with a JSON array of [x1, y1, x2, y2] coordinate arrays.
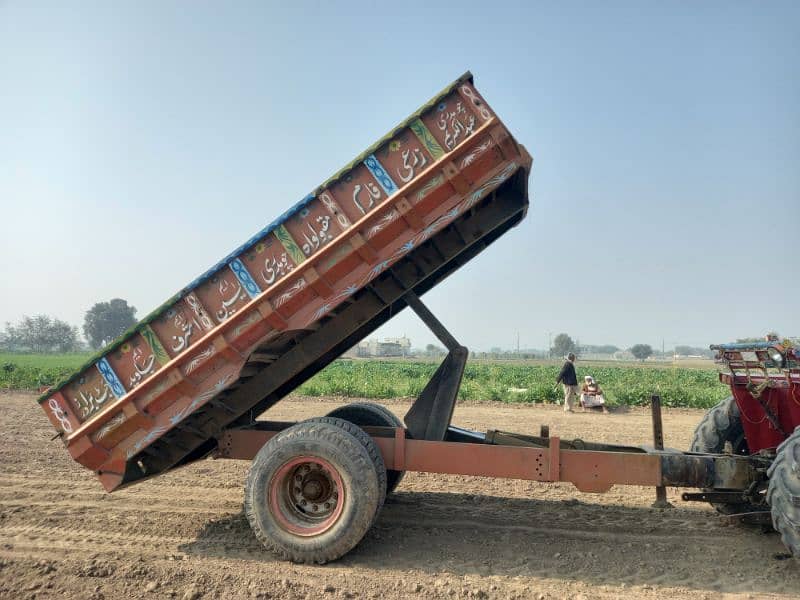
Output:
[[673, 345, 713, 357], [425, 343, 445, 358], [552, 333, 576, 358], [583, 344, 619, 355], [1, 315, 79, 353], [630, 344, 654, 361], [83, 299, 137, 349]]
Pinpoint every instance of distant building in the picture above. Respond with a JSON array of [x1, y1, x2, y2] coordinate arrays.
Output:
[[343, 336, 412, 358], [578, 352, 617, 361]]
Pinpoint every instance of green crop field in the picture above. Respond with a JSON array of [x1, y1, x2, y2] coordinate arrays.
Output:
[[0, 352, 92, 391], [1, 353, 728, 409], [297, 359, 727, 409]]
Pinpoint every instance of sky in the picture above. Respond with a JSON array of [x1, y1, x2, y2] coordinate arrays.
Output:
[[1, 1, 798, 352]]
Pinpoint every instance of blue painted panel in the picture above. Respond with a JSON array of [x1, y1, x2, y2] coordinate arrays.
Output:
[[364, 154, 399, 196], [180, 193, 317, 294], [228, 258, 261, 299], [96, 358, 126, 398], [711, 342, 779, 350]]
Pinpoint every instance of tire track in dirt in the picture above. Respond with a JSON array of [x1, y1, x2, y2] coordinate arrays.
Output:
[[2, 477, 729, 543], [0, 523, 258, 556], [0, 473, 243, 498]]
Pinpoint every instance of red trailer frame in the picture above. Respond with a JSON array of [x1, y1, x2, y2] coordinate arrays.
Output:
[[216, 419, 761, 495]]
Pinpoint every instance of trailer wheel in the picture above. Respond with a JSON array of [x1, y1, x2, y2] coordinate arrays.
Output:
[[690, 395, 761, 514], [303, 416, 387, 519], [767, 426, 800, 556], [326, 402, 407, 493], [243, 420, 380, 564]]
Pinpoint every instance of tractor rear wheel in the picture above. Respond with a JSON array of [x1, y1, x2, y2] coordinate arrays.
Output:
[[326, 402, 407, 494], [243, 420, 381, 564], [690, 395, 761, 514], [767, 426, 800, 556]]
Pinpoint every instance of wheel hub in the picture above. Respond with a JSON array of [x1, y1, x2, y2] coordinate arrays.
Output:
[[269, 456, 344, 536]]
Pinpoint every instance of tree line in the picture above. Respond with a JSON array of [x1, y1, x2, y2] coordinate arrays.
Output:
[[552, 333, 692, 362], [1, 299, 137, 353]]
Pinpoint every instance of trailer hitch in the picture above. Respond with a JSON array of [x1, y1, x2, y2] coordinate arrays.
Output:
[[682, 491, 750, 504]]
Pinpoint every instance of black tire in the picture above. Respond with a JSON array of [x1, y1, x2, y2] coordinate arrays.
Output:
[[302, 416, 387, 519], [243, 420, 380, 564], [326, 402, 407, 493], [767, 426, 800, 556], [689, 395, 760, 514]]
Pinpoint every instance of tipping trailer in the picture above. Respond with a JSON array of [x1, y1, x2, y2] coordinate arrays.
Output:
[[38, 73, 797, 563]]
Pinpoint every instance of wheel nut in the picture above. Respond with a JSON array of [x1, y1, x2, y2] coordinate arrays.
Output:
[[313, 504, 318, 511]]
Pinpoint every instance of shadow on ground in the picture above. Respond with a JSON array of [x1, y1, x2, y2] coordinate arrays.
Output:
[[179, 491, 797, 595]]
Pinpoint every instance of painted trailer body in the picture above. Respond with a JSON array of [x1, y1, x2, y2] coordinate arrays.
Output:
[[38, 72, 533, 492]]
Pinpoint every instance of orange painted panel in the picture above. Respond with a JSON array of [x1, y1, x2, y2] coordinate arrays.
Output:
[[194, 269, 251, 325], [327, 163, 388, 224]]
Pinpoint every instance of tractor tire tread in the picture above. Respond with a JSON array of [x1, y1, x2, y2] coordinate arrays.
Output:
[[767, 426, 800, 556]]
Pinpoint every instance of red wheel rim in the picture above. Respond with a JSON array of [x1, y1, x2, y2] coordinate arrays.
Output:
[[268, 456, 345, 536]]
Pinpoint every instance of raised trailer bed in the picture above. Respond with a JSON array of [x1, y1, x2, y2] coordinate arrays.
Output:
[[39, 72, 532, 493]]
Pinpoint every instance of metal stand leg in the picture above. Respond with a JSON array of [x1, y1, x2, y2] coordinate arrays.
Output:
[[402, 291, 468, 441], [651, 394, 673, 509]]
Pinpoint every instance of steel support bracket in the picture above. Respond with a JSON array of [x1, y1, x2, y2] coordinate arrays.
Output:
[[403, 291, 468, 441]]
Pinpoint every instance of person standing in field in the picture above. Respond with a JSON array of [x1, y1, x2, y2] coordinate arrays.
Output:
[[555, 352, 578, 413]]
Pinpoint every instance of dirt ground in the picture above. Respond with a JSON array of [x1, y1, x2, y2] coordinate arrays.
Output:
[[1, 392, 798, 600]]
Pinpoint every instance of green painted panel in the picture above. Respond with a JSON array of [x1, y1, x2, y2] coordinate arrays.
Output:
[[410, 119, 445, 160], [142, 325, 170, 366], [274, 227, 306, 266]]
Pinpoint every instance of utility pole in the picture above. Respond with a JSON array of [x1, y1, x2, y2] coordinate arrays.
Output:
[[516, 331, 520, 356], [547, 331, 553, 359]]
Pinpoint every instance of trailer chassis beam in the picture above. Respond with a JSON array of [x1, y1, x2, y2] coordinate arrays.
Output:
[[216, 423, 766, 494]]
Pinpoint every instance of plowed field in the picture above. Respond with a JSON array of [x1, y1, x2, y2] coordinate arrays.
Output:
[[1, 392, 797, 599]]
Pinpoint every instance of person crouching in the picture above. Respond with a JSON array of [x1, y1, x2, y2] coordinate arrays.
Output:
[[580, 375, 608, 413]]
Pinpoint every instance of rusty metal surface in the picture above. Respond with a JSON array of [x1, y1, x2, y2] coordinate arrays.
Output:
[[485, 430, 646, 453], [660, 453, 761, 490]]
